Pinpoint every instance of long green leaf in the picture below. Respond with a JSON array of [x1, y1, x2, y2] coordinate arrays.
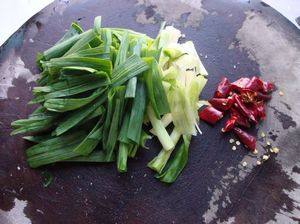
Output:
[[26, 131, 86, 157], [157, 135, 191, 183], [44, 88, 107, 112], [127, 81, 146, 143], [73, 122, 103, 156], [65, 151, 114, 162], [111, 55, 148, 86], [53, 99, 104, 136], [27, 147, 80, 168], [43, 31, 88, 60], [42, 57, 112, 75], [144, 58, 170, 118], [64, 29, 97, 56]]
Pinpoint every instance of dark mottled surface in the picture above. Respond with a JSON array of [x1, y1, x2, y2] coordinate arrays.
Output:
[[0, 0, 299, 223]]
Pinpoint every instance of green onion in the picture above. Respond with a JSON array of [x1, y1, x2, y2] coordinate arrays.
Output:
[[53, 99, 104, 136], [73, 121, 103, 156], [44, 88, 107, 112], [156, 135, 191, 183], [147, 106, 174, 151], [11, 17, 208, 184], [127, 80, 146, 144]]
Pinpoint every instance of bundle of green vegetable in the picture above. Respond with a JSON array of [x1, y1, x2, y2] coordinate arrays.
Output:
[[11, 17, 208, 183]]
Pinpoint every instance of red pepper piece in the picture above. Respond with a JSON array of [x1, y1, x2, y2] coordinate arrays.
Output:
[[256, 102, 266, 119], [248, 102, 266, 121], [209, 97, 234, 111], [233, 127, 256, 151], [230, 107, 251, 128], [244, 76, 274, 93], [231, 77, 250, 91], [199, 106, 223, 125], [245, 76, 264, 92], [214, 77, 231, 98], [232, 94, 257, 123], [222, 115, 237, 132]]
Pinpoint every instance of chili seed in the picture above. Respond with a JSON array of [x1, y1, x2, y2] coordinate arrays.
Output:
[[263, 155, 269, 161], [232, 146, 237, 151], [256, 161, 261, 165], [236, 141, 241, 145], [260, 132, 265, 138], [242, 161, 247, 167], [279, 91, 284, 96], [272, 147, 279, 153], [229, 139, 235, 144]]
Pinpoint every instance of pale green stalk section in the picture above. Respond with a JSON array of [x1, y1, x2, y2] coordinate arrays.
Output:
[[147, 106, 174, 151]]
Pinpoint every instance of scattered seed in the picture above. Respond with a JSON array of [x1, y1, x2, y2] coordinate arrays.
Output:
[[270, 148, 274, 153], [229, 139, 235, 144], [279, 91, 284, 96], [263, 155, 269, 161], [17, 166, 21, 170], [222, 102, 227, 106], [233, 65, 237, 69], [266, 141, 271, 146], [236, 141, 241, 145], [232, 146, 237, 151], [256, 160, 261, 165], [242, 161, 247, 167], [260, 132, 265, 138], [221, 128, 225, 132], [272, 147, 279, 153], [253, 149, 258, 154]]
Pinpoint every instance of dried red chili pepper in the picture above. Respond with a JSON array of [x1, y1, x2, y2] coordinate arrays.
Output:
[[248, 102, 266, 120], [233, 127, 256, 151], [209, 97, 234, 111], [244, 76, 274, 94], [256, 101, 266, 119], [231, 77, 250, 91], [245, 76, 263, 92], [214, 77, 231, 98], [199, 106, 223, 125], [222, 115, 237, 132], [232, 94, 257, 123], [230, 107, 251, 128]]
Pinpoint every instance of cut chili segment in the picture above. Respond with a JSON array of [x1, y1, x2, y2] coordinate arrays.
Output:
[[214, 77, 231, 98], [222, 115, 237, 132], [233, 127, 256, 151], [199, 106, 223, 125], [209, 97, 234, 111]]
